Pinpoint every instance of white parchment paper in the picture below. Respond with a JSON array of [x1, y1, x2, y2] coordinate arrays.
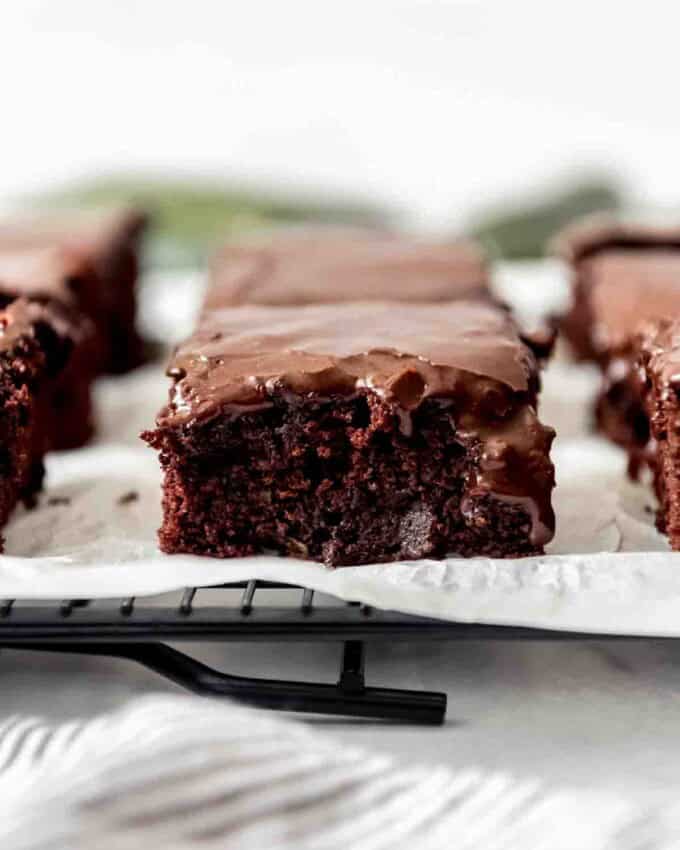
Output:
[[2, 262, 679, 635]]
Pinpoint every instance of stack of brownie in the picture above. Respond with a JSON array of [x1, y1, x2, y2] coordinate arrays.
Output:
[[0, 206, 146, 548], [556, 214, 680, 549], [0, 206, 147, 374], [145, 229, 557, 566]]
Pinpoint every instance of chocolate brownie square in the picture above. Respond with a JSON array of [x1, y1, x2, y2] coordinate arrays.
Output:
[[206, 228, 489, 309], [0, 247, 98, 449], [554, 214, 680, 451], [0, 206, 147, 374], [144, 301, 555, 566], [0, 298, 85, 547]]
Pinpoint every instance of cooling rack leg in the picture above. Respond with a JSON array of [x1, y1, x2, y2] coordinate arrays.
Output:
[[339, 640, 365, 693], [2, 641, 447, 725]]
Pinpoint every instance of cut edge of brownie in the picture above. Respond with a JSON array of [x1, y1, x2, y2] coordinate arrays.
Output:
[[0, 299, 77, 546], [144, 384, 555, 568], [0, 298, 99, 548], [42, 301, 98, 451], [633, 320, 680, 548], [594, 354, 650, 454]]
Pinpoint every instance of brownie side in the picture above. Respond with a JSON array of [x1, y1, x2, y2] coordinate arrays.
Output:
[[594, 351, 649, 453], [42, 305, 97, 450], [0, 298, 93, 479], [144, 390, 555, 567], [92, 212, 146, 373], [0, 322, 52, 546], [0, 380, 40, 541], [635, 322, 680, 547]]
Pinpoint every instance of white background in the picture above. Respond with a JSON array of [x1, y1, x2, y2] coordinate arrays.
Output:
[[2, 0, 680, 227]]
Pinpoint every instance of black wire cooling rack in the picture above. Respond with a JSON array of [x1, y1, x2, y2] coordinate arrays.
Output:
[[0, 581, 648, 724]]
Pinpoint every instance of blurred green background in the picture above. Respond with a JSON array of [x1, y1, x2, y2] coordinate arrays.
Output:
[[32, 171, 622, 266]]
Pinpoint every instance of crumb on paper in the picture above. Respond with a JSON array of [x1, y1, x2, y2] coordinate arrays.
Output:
[[47, 496, 71, 507], [117, 490, 139, 506]]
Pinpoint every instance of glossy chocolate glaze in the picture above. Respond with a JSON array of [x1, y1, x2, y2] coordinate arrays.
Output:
[[163, 301, 535, 416], [158, 300, 555, 547], [207, 228, 489, 308]]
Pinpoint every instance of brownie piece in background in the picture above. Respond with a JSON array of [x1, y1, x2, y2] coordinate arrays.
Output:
[[144, 301, 555, 567], [207, 228, 489, 308], [0, 206, 147, 374], [633, 320, 680, 548], [0, 247, 98, 449], [554, 214, 680, 452], [0, 298, 84, 548]]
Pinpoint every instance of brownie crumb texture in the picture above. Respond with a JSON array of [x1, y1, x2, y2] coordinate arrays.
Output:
[[144, 391, 554, 567], [634, 319, 680, 550]]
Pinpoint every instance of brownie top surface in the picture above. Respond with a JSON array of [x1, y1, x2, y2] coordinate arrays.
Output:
[[0, 206, 146, 259], [584, 249, 680, 352], [161, 300, 538, 425], [0, 245, 89, 305], [207, 229, 488, 308], [553, 213, 680, 263]]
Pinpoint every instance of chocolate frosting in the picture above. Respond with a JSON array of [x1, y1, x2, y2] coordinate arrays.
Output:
[[163, 301, 536, 420], [207, 228, 489, 308], [158, 300, 555, 547]]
